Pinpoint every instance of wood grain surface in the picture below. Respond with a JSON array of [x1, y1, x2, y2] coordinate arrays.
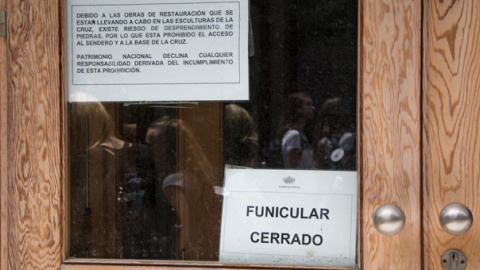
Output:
[[1, 0, 7, 269], [62, 265, 356, 270], [423, 0, 480, 269], [61, 258, 358, 270], [8, 0, 479, 269], [61, 264, 356, 270], [60, 0, 68, 261], [361, 0, 422, 269], [3, 0, 62, 269]]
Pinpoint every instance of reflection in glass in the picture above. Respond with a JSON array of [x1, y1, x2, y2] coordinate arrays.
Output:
[[279, 93, 315, 169], [70, 100, 164, 259], [146, 116, 221, 260], [224, 104, 260, 168], [313, 97, 356, 170], [69, 0, 357, 264]]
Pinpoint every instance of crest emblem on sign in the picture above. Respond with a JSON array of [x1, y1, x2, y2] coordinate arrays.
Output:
[[283, 176, 295, 184]]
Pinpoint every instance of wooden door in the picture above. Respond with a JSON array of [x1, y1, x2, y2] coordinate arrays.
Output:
[[363, 0, 480, 269], [1, 0, 479, 269], [423, 0, 480, 269]]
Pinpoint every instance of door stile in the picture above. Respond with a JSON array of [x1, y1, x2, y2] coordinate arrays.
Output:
[[3, 0, 63, 269], [361, 0, 422, 269], [1, 0, 7, 269], [423, 0, 480, 268]]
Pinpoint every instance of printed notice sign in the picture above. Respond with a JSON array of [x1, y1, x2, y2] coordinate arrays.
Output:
[[219, 167, 357, 266], [66, 0, 249, 102]]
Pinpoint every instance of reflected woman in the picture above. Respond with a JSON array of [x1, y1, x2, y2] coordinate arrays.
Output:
[[312, 97, 356, 170], [224, 104, 259, 167], [146, 116, 220, 260], [69, 95, 157, 259], [279, 92, 315, 169]]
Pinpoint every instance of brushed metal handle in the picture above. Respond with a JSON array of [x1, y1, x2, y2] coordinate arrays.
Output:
[[439, 203, 473, 235], [373, 204, 406, 235]]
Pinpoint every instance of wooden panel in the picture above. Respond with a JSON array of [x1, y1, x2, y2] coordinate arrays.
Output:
[[4, 0, 63, 269], [423, 0, 480, 268], [62, 266, 355, 270], [1, 0, 7, 269], [62, 264, 354, 270], [361, 0, 422, 269], [61, 259, 357, 270], [60, 0, 68, 262]]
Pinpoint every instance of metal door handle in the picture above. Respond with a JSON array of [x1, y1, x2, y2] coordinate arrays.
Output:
[[439, 203, 473, 235], [373, 204, 406, 235]]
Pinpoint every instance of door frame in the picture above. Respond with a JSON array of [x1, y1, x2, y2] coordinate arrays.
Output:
[[1, 0, 427, 269]]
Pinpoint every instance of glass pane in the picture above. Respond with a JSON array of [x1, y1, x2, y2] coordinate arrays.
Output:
[[68, 0, 358, 266]]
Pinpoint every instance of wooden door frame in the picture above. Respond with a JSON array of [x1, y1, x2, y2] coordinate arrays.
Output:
[[1, 0, 425, 269], [0, 0, 7, 268], [2, 0, 64, 269]]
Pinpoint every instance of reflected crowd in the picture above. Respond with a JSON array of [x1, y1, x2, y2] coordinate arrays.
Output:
[[69, 94, 356, 260]]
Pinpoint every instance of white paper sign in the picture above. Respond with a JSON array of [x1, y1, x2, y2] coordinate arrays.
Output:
[[66, 0, 249, 102], [219, 167, 357, 266]]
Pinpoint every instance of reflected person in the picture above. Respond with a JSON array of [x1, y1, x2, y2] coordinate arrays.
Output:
[[69, 97, 159, 259], [279, 92, 315, 169], [224, 104, 260, 167], [313, 97, 356, 170], [146, 116, 220, 260]]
